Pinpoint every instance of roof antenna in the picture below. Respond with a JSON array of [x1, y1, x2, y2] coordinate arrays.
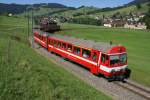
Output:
[[110, 41, 112, 46]]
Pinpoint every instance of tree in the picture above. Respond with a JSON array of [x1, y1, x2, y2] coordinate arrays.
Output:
[[136, 4, 142, 9], [144, 9, 150, 29], [143, 3, 150, 29]]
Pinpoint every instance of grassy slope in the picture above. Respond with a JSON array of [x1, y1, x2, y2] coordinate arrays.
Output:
[[94, 3, 149, 17], [19, 7, 68, 17], [52, 7, 97, 17], [0, 16, 111, 100], [18, 3, 148, 18], [55, 3, 149, 18], [56, 23, 150, 87]]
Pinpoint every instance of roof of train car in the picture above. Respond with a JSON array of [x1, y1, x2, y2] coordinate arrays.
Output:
[[34, 29, 117, 52], [50, 35, 116, 52]]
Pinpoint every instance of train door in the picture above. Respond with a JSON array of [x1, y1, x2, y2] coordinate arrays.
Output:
[[101, 53, 109, 67], [91, 50, 99, 63]]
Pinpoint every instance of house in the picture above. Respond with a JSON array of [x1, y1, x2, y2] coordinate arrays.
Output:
[[111, 19, 125, 27], [104, 23, 112, 27], [124, 22, 147, 29], [103, 18, 112, 27]]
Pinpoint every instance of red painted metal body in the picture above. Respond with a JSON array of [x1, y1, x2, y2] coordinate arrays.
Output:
[[33, 31, 129, 79]]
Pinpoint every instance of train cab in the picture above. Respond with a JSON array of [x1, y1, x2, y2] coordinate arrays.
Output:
[[33, 31, 48, 48], [99, 46, 130, 81]]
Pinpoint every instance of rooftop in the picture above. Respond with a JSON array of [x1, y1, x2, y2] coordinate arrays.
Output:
[[34, 29, 118, 52], [50, 34, 116, 52]]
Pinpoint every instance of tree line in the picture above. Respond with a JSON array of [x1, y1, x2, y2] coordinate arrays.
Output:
[[68, 17, 103, 26]]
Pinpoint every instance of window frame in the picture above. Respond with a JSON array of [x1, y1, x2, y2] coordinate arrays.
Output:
[[53, 40, 57, 47], [62, 42, 67, 50], [73, 46, 81, 55], [82, 48, 91, 59], [57, 41, 61, 48], [67, 44, 73, 52], [91, 51, 98, 62]]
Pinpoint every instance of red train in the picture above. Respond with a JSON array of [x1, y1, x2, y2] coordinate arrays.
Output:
[[33, 31, 131, 81]]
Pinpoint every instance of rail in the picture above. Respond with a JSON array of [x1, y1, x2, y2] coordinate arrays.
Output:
[[114, 80, 150, 100]]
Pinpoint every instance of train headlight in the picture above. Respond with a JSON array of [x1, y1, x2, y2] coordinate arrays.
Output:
[[111, 69, 115, 73]]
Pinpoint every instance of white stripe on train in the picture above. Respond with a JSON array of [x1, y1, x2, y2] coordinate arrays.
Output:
[[100, 65, 127, 73], [34, 36, 127, 73], [48, 44, 97, 65]]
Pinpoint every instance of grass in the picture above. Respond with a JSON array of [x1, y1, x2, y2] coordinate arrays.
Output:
[[17, 3, 149, 18], [56, 23, 150, 87], [94, 3, 149, 17], [52, 3, 149, 18], [19, 7, 68, 17], [0, 16, 112, 100]]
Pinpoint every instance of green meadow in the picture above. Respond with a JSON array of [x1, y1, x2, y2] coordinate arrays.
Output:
[[0, 16, 111, 100], [56, 23, 150, 87]]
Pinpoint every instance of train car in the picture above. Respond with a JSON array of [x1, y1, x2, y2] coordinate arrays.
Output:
[[33, 31, 131, 81], [33, 31, 48, 48], [40, 17, 60, 32]]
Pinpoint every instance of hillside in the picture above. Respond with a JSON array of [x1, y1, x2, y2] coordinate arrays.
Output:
[[93, 2, 149, 17], [1, 1, 149, 18], [0, 15, 112, 100], [126, 0, 149, 6], [49, 2, 149, 18], [0, 3, 74, 14], [56, 23, 150, 87]]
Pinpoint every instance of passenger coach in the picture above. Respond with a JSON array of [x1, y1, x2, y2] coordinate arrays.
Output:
[[33, 31, 131, 81]]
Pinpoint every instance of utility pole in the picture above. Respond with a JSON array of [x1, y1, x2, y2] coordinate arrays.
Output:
[[32, 9, 33, 35], [28, 9, 30, 38]]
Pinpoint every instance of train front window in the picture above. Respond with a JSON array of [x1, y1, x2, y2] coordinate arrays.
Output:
[[110, 55, 119, 66], [110, 54, 127, 66], [120, 54, 127, 64]]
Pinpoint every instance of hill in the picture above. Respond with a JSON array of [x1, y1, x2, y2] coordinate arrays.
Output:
[[93, 2, 149, 17], [0, 1, 149, 18], [0, 3, 74, 14], [0, 3, 29, 14], [0, 15, 112, 100], [50, 2, 149, 18], [126, 0, 150, 6], [56, 23, 150, 87]]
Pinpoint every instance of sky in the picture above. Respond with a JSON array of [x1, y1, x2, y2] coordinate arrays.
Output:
[[0, 0, 134, 8]]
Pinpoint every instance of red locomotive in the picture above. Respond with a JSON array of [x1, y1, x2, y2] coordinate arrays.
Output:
[[33, 31, 131, 81]]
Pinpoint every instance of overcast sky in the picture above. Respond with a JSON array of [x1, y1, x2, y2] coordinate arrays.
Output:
[[0, 0, 134, 8]]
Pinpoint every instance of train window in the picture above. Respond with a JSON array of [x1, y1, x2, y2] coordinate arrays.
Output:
[[101, 54, 109, 64], [82, 49, 91, 58], [67, 44, 72, 52], [73, 47, 81, 55], [54, 40, 57, 47], [43, 37, 45, 41], [50, 40, 53, 45], [110, 55, 119, 65], [62, 43, 67, 49], [48, 39, 50, 44], [120, 54, 127, 64], [41, 36, 43, 40], [92, 52, 97, 61], [101, 54, 105, 64], [57, 41, 61, 48]]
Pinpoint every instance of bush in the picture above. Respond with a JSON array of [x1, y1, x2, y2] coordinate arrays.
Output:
[[143, 3, 150, 29], [68, 17, 102, 26]]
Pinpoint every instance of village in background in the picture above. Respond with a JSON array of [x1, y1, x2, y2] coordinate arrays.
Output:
[[1, 0, 150, 30]]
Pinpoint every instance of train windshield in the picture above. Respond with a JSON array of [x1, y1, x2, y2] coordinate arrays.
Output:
[[110, 54, 127, 66], [120, 54, 127, 64]]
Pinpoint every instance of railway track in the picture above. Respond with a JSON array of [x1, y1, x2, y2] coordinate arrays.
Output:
[[114, 80, 150, 100], [29, 37, 150, 100]]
